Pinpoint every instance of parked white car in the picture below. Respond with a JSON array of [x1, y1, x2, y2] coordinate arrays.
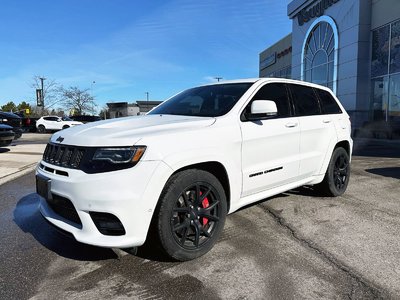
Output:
[[36, 116, 83, 133], [36, 78, 352, 261]]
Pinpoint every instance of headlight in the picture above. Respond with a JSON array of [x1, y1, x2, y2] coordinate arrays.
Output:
[[93, 146, 146, 164], [0, 118, 7, 122]]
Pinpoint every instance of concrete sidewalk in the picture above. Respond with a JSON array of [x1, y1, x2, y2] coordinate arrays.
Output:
[[0, 133, 51, 185]]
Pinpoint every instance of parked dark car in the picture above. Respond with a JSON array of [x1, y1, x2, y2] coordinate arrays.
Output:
[[0, 124, 15, 147], [14, 111, 39, 132], [0, 111, 22, 139], [21, 116, 39, 132], [68, 115, 102, 123]]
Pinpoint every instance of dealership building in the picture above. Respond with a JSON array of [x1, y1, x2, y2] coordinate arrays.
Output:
[[259, 0, 400, 137]]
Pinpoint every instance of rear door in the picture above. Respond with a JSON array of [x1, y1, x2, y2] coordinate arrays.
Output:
[[240, 82, 301, 197], [288, 84, 337, 178], [44, 117, 61, 130], [315, 88, 349, 143]]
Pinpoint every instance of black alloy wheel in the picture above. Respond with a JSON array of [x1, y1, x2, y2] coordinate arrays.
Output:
[[316, 147, 350, 197], [37, 125, 45, 133], [171, 182, 221, 249], [155, 169, 227, 261], [333, 151, 349, 192]]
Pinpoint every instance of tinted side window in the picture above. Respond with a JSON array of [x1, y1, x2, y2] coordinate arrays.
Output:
[[315, 89, 342, 114], [246, 83, 291, 118], [290, 84, 320, 116]]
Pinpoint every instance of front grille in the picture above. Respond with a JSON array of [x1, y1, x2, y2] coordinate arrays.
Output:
[[46, 194, 82, 226], [7, 118, 21, 128], [43, 143, 85, 169]]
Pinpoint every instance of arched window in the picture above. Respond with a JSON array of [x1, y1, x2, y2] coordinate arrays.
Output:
[[301, 16, 338, 94]]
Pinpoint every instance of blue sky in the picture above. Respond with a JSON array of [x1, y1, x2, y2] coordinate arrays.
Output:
[[0, 0, 291, 110]]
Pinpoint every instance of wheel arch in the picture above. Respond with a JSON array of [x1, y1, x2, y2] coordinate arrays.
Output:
[[171, 161, 231, 212], [316, 139, 352, 181], [335, 140, 351, 156]]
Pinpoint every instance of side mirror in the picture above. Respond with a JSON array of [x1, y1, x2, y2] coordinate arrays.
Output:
[[57, 118, 62, 122], [246, 100, 278, 121]]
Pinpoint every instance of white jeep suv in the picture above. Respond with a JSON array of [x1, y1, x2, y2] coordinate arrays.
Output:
[[36, 78, 352, 261], [36, 116, 83, 133]]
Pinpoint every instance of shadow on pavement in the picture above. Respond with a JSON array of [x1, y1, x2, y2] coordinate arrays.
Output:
[[13, 193, 118, 261], [0, 148, 10, 153], [365, 167, 400, 179]]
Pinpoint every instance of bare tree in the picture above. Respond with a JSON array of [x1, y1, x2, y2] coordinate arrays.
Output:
[[31, 76, 63, 110], [61, 86, 97, 115]]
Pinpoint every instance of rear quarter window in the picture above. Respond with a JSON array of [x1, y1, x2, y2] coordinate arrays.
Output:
[[315, 89, 342, 114]]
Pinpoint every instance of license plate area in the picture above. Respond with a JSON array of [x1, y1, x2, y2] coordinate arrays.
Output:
[[36, 174, 52, 200]]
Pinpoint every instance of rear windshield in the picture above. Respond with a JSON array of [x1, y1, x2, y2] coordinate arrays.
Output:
[[149, 83, 253, 117]]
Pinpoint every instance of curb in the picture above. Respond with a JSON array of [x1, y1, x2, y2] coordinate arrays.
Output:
[[0, 162, 37, 186]]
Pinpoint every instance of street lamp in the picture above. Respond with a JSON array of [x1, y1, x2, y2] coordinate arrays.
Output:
[[39, 77, 46, 114], [214, 77, 222, 82], [91, 81, 96, 97]]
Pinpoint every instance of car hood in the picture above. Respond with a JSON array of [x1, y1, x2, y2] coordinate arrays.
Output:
[[50, 114, 216, 146], [0, 111, 21, 119]]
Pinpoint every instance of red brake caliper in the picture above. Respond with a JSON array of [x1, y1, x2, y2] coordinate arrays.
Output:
[[200, 191, 209, 225]]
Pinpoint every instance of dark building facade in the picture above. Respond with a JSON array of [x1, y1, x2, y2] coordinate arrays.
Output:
[[260, 0, 400, 137]]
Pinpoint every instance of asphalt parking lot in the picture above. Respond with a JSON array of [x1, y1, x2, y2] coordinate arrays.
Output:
[[0, 135, 399, 299]]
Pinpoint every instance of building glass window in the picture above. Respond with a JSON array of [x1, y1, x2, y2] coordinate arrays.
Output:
[[390, 20, 400, 74], [389, 74, 400, 120], [302, 16, 338, 94], [371, 19, 400, 123], [371, 77, 389, 121], [371, 26, 390, 78], [267, 65, 292, 79]]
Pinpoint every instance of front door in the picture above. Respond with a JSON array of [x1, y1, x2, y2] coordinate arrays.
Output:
[[240, 83, 300, 197]]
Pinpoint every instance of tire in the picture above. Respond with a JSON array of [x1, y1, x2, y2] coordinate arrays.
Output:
[[37, 125, 46, 133], [62, 125, 70, 130], [154, 169, 227, 261], [316, 147, 350, 197], [0, 139, 12, 147]]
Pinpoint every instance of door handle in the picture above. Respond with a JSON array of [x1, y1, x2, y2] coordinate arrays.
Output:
[[285, 122, 298, 128], [323, 119, 331, 123]]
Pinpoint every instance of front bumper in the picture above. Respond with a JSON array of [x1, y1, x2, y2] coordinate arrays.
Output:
[[0, 131, 15, 146], [37, 159, 173, 248], [12, 128, 22, 139]]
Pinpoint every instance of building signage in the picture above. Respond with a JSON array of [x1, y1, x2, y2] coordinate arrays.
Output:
[[260, 52, 276, 69], [297, 0, 340, 26], [277, 46, 292, 58]]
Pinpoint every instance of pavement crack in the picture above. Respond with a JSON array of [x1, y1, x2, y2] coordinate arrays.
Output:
[[259, 204, 386, 299]]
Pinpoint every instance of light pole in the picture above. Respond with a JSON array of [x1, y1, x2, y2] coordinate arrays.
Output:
[[39, 77, 46, 114], [145, 92, 149, 102], [214, 77, 222, 82], [91, 81, 96, 97]]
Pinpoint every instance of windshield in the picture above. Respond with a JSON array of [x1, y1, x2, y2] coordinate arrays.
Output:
[[149, 83, 253, 117]]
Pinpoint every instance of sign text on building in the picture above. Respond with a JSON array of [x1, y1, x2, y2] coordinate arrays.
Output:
[[260, 53, 277, 69], [297, 0, 340, 26]]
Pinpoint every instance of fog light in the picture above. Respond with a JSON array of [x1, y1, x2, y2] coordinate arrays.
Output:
[[89, 212, 126, 236]]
